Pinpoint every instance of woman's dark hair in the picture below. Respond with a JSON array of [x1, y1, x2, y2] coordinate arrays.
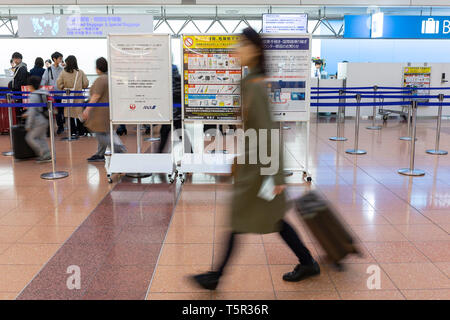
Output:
[[45, 59, 52, 65], [51, 51, 63, 62], [27, 75, 41, 90], [64, 55, 79, 73], [96, 57, 108, 73], [12, 52, 23, 60], [34, 57, 44, 68], [241, 27, 266, 75]]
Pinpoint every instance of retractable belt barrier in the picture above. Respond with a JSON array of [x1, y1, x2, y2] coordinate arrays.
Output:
[[0, 92, 109, 180]]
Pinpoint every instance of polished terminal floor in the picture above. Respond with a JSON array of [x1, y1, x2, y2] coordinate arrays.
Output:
[[0, 117, 449, 300]]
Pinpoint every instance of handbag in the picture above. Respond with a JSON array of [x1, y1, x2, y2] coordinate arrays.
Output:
[[61, 71, 79, 107]]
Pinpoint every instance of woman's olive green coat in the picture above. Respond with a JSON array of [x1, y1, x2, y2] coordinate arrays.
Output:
[[230, 69, 287, 234]]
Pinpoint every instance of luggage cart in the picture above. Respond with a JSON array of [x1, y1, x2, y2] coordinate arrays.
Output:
[[378, 97, 410, 121]]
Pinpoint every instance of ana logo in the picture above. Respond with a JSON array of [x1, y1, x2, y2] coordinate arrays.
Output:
[[184, 37, 194, 47], [143, 105, 157, 110], [129, 104, 136, 110]]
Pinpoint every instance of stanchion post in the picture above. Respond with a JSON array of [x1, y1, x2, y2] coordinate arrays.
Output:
[[61, 89, 78, 141], [329, 89, 347, 141], [367, 85, 382, 130], [41, 100, 69, 180], [400, 89, 416, 141], [426, 94, 447, 155], [2, 93, 14, 156], [346, 94, 366, 155], [398, 100, 425, 176]]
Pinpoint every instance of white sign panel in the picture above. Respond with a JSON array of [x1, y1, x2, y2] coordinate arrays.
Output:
[[263, 14, 308, 34], [108, 34, 172, 123], [263, 34, 312, 122], [18, 15, 153, 38]]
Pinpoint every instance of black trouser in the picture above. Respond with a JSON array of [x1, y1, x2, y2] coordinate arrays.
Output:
[[69, 117, 87, 135], [56, 105, 65, 131], [216, 220, 314, 276], [157, 119, 193, 153]]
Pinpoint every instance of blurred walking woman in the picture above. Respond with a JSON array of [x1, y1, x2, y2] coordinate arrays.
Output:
[[191, 28, 320, 290], [57, 55, 89, 136]]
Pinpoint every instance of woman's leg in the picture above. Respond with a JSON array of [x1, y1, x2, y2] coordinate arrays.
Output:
[[279, 220, 314, 266], [215, 232, 237, 276]]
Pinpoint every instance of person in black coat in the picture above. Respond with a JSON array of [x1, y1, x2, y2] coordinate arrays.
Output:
[[8, 52, 28, 92], [8, 52, 29, 120], [29, 57, 45, 81]]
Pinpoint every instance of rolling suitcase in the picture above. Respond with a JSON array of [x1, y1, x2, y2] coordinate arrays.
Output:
[[0, 98, 17, 134], [294, 191, 360, 269], [11, 125, 36, 160]]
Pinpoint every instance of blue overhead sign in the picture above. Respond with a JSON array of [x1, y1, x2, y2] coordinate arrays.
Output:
[[344, 15, 450, 39]]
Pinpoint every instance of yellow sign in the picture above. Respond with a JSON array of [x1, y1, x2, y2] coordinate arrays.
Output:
[[183, 35, 240, 49], [404, 67, 431, 74]]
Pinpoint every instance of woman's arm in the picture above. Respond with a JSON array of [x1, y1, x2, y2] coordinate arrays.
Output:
[[81, 93, 101, 120]]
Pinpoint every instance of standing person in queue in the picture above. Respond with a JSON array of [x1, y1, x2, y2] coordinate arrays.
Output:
[[41, 52, 64, 134], [82, 57, 126, 162], [191, 28, 320, 290], [57, 55, 89, 137], [29, 57, 46, 81], [8, 52, 29, 121], [24, 76, 51, 163]]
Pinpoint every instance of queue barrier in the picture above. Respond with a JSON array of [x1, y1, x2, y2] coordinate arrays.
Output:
[[2, 91, 448, 179], [0, 95, 108, 180]]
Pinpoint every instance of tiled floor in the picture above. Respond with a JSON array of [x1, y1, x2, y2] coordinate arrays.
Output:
[[0, 118, 449, 300]]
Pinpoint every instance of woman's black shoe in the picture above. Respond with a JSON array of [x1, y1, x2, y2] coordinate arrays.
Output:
[[282, 260, 320, 282], [190, 271, 220, 291]]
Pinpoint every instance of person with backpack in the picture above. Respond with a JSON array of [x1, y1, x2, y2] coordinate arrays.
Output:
[[24, 76, 51, 163], [57, 55, 89, 137], [41, 52, 64, 134]]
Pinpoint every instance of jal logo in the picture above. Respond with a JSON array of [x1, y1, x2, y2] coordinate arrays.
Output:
[[143, 105, 157, 110], [129, 104, 136, 111]]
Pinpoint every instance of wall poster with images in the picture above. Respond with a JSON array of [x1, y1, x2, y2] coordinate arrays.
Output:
[[182, 34, 242, 122], [403, 66, 431, 97], [262, 34, 312, 122]]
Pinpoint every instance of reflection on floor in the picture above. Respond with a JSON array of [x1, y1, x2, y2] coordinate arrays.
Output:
[[0, 118, 449, 300]]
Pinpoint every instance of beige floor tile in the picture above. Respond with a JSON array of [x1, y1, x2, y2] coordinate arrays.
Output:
[[0, 243, 60, 265], [339, 290, 405, 300], [147, 292, 212, 300], [165, 225, 214, 244], [214, 292, 276, 300], [149, 265, 214, 293], [0, 226, 33, 243], [218, 265, 274, 292], [0, 265, 41, 292], [276, 290, 340, 300], [17, 225, 76, 244], [401, 289, 450, 300], [159, 244, 213, 266]]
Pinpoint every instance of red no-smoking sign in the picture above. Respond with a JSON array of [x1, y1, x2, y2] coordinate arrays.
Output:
[[184, 37, 193, 47]]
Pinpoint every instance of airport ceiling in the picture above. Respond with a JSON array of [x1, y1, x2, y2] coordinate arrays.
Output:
[[0, 1, 449, 7]]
